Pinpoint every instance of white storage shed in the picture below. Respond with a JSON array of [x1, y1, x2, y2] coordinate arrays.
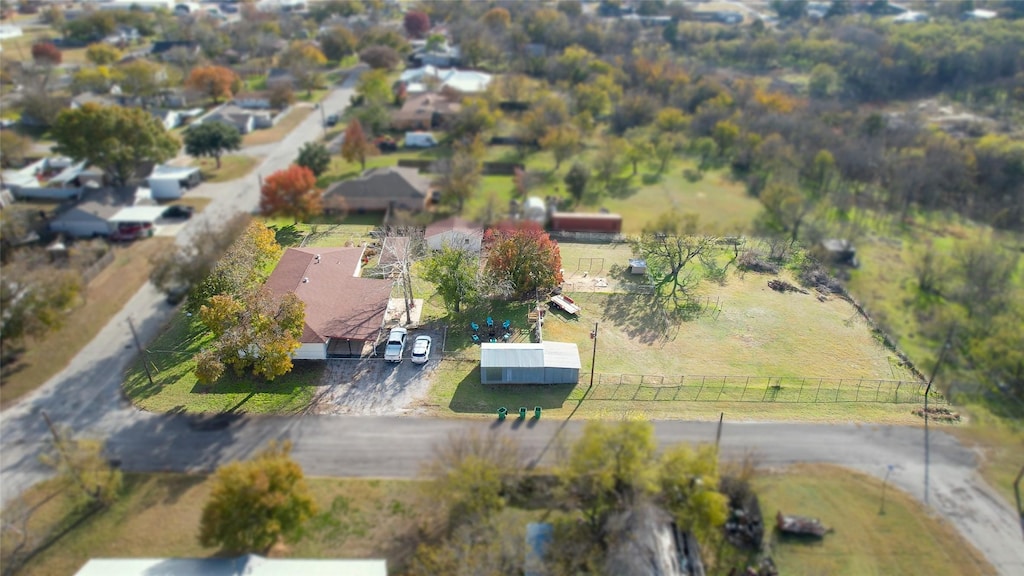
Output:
[[147, 165, 202, 200], [480, 342, 581, 385]]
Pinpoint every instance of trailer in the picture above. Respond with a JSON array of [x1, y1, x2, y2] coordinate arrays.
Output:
[[550, 294, 580, 315]]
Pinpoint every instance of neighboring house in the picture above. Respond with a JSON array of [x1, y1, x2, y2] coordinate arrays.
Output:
[[150, 40, 201, 60], [0, 25, 23, 40], [147, 164, 201, 200], [480, 342, 581, 385], [322, 167, 430, 214], [99, 0, 175, 11], [390, 92, 461, 131], [233, 91, 272, 109], [265, 247, 394, 359], [149, 108, 181, 130], [71, 92, 121, 109], [103, 25, 140, 45], [48, 188, 130, 237], [399, 66, 493, 94], [409, 42, 461, 67], [424, 216, 483, 252], [74, 555, 387, 576]]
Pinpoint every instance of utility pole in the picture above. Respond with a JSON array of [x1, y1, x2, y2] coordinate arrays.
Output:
[[924, 326, 955, 506], [715, 412, 724, 452], [588, 322, 598, 393], [319, 102, 327, 139], [1015, 464, 1024, 540], [880, 464, 895, 515], [128, 316, 154, 388]]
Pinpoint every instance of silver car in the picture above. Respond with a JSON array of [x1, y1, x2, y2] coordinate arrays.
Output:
[[410, 335, 432, 365]]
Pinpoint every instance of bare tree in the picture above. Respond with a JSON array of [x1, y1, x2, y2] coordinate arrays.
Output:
[[377, 225, 424, 325]]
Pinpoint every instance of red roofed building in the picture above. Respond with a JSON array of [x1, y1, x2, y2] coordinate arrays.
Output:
[[265, 247, 394, 359]]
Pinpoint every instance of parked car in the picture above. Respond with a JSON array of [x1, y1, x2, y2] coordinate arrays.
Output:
[[325, 113, 340, 127], [109, 222, 152, 242], [404, 131, 439, 148], [375, 135, 397, 152], [162, 205, 194, 219], [411, 335, 432, 365], [165, 284, 189, 305], [383, 327, 408, 362]]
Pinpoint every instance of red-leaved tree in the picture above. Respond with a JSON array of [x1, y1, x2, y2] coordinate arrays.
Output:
[[485, 221, 563, 299], [403, 11, 430, 39], [260, 165, 322, 223], [186, 65, 240, 103], [32, 42, 62, 66]]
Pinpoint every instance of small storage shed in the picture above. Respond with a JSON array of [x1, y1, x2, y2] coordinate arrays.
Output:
[[147, 165, 202, 200], [628, 258, 647, 275], [480, 342, 581, 385]]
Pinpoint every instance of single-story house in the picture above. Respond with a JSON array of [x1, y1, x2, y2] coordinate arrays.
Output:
[[147, 164, 201, 200], [480, 342, 581, 385], [203, 108, 255, 134], [48, 189, 128, 237], [233, 91, 273, 109], [390, 93, 461, 131], [74, 555, 386, 576], [424, 216, 483, 252], [409, 42, 461, 67], [265, 247, 394, 359], [71, 92, 121, 109], [322, 167, 430, 214], [399, 66, 493, 94]]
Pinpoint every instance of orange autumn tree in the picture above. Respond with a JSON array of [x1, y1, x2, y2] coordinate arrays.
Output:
[[340, 118, 377, 170], [187, 65, 240, 103], [484, 221, 563, 299], [259, 165, 322, 223]]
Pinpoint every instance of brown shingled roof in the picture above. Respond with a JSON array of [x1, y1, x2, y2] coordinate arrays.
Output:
[[265, 247, 393, 343]]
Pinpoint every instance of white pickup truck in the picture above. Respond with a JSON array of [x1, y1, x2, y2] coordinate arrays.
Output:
[[383, 327, 408, 362]]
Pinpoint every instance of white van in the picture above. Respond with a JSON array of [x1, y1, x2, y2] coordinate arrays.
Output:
[[404, 131, 439, 148]]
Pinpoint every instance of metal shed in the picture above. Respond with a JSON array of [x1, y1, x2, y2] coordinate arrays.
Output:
[[480, 342, 581, 385]]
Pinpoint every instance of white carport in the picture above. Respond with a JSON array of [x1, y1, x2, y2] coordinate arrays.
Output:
[[108, 205, 167, 225]]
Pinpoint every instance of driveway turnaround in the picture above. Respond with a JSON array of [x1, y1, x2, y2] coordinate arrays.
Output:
[[1, 72, 1022, 576]]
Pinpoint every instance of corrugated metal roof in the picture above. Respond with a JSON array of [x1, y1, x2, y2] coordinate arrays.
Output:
[[74, 556, 387, 576], [481, 343, 544, 368], [543, 342, 582, 369], [480, 342, 581, 369]]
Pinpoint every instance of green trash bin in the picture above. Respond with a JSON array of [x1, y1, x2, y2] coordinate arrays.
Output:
[[518, 407, 527, 420], [534, 406, 542, 419], [497, 407, 507, 421]]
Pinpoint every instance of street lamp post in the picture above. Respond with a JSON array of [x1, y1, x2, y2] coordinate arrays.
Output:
[[588, 322, 598, 393]]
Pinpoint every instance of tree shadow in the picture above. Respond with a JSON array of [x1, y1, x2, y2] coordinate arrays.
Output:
[[270, 224, 304, 247], [448, 367, 574, 414], [607, 176, 640, 199], [601, 292, 679, 345]]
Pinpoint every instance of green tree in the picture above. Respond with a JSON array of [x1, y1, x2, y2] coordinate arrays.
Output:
[[355, 69, 391, 106], [560, 421, 657, 538], [449, 96, 498, 139], [40, 426, 122, 509], [320, 27, 358, 62], [85, 42, 121, 65], [295, 142, 331, 177], [117, 59, 163, 102], [432, 142, 482, 212], [0, 131, 31, 168], [422, 245, 480, 313], [564, 162, 590, 202], [189, 220, 283, 310], [51, 103, 178, 186], [808, 63, 838, 99], [624, 132, 651, 176], [183, 122, 241, 169], [0, 260, 81, 354], [340, 119, 378, 170], [71, 66, 122, 94], [539, 124, 581, 170], [652, 133, 682, 175], [199, 442, 316, 553], [771, 0, 807, 20], [658, 444, 729, 542], [196, 286, 305, 383]]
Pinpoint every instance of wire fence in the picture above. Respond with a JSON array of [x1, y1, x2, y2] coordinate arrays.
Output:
[[583, 374, 941, 404]]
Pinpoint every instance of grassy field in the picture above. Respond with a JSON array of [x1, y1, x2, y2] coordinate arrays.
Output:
[[262, 214, 382, 248], [190, 155, 260, 183], [424, 261, 929, 423], [0, 238, 173, 408], [9, 465, 992, 576], [8, 474, 419, 576], [755, 464, 994, 575], [242, 107, 313, 147], [124, 314, 321, 414]]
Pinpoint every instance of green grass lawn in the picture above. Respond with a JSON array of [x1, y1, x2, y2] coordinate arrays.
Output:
[[425, 262, 928, 423], [124, 314, 321, 414], [243, 107, 313, 147], [190, 155, 260, 183], [262, 214, 381, 248], [755, 464, 994, 575], [9, 465, 992, 576]]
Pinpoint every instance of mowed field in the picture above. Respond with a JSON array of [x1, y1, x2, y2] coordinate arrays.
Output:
[[426, 250, 925, 424], [9, 466, 992, 576]]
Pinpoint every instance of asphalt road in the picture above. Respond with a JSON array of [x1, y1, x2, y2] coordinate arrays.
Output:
[[1, 68, 1022, 574]]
